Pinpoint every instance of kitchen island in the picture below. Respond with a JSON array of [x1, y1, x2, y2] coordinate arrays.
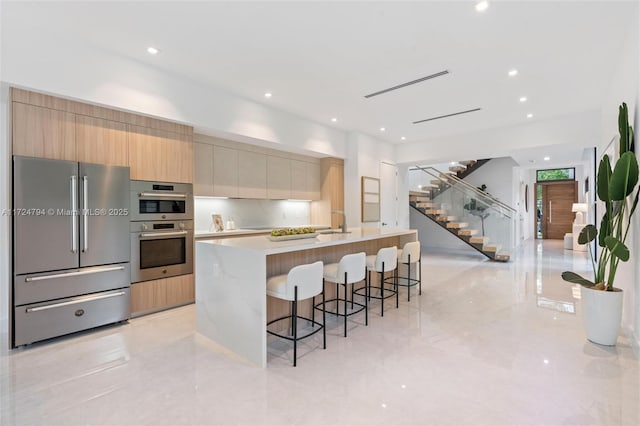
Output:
[[195, 227, 417, 367]]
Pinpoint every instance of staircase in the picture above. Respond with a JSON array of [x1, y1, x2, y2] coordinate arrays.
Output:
[[418, 159, 490, 199], [410, 165, 515, 262]]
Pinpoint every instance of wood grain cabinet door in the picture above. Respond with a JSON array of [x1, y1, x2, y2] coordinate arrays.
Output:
[[290, 159, 307, 200], [129, 125, 193, 183], [76, 116, 128, 166], [238, 150, 267, 198], [213, 145, 239, 197], [13, 102, 76, 161], [267, 155, 291, 199], [193, 142, 214, 196]]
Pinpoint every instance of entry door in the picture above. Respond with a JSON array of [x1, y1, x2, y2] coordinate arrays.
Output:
[[380, 162, 397, 228], [539, 181, 577, 239]]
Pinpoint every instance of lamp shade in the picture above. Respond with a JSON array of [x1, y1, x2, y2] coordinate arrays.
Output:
[[571, 203, 588, 213]]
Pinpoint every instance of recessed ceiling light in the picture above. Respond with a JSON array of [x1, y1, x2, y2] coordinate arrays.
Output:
[[146, 46, 159, 55], [401, 136, 406, 141], [544, 156, 550, 161], [331, 117, 338, 122], [450, 162, 456, 165], [519, 96, 528, 103], [380, 127, 386, 132], [527, 113, 533, 118], [508, 69, 518, 77], [475, 1, 489, 12], [264, 92, 272, 98]]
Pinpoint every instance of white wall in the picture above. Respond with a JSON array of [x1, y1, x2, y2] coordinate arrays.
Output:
[[598, 17, 639, 347], [344, 132, 399, 230], [194, 198, 314, 232]]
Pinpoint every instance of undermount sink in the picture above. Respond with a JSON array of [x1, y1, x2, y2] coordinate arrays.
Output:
[[319, 230, 351, 234]]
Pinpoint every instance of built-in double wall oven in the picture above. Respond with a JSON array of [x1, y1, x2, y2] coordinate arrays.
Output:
[[130, 181, 193, 283]]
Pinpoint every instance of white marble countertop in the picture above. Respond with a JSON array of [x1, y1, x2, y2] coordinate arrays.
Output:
[[196, 227, 416, 254], [195, 225, 330, 239]]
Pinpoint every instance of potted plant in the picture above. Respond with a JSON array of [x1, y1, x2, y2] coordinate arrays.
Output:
[[561, 102, 638, 345]]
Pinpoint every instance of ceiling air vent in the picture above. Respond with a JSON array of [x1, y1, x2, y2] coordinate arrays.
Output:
[[413, 108, 481, 124], [364, 70, 449, 98]]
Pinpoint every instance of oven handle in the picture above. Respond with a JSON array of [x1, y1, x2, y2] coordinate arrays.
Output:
[[138, 192, 187, 199], [140, 231, 188, 239]]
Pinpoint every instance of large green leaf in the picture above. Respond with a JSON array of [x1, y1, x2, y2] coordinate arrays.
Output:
[[578, 224, 597, 244], [604, 236, 630, 261], [629, 186, 640, 218], [599, 212, 610, 247], [609, 152, 639, 200], [619, 103, 629, 154], [597, 154, 612, 202], [561, 271, 595, 287]]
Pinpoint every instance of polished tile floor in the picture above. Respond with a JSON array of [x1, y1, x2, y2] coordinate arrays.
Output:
[[1, 240, 639, 425]]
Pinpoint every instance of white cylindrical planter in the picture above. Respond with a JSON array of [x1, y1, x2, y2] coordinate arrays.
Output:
[[580, 286, 623, 346]]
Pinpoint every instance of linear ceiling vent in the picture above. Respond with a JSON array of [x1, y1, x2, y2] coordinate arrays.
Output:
[[413, 108, 481, 124], [364, 70, 449, 98]]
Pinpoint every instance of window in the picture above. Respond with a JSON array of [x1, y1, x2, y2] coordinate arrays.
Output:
[[536, 168, 575, 182]]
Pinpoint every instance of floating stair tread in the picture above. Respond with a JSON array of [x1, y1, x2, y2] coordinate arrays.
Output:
[[458, 229, 479, 236], [425, 209, 447, 215], [459, 160, 477, 166], [446, 222, 468, 229], [494, 253, 510, 262], [436, 215, 457, 222], [449, 166, 466, 173], [484, 244, 502, 252], [430, 179, 444, 185], [416, 202, 439, 208], [469, 236, 489, 244]]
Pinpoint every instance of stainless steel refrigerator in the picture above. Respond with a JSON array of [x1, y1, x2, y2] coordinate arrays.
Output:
[[12, 156, 131, 347]]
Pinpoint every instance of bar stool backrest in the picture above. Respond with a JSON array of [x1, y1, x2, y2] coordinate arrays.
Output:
[[286, 261, 324, 300], [337, 252, 366, 283], [399, 241, 420, 264], [373, 246, 397, 271]]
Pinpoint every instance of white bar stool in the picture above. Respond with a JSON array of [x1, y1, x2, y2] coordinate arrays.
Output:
[[317, 252, 367, 337], [355, 246, 398, 316], [266, 261, 325, 367], [396, 241, 421, 301]]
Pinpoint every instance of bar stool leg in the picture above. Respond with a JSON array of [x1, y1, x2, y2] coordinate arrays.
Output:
[[419, 257, 422, 295], [293, 286, 298, 367], [322, 287, 326, 349], [380, 262, 385, 317], [407, 258, 411, 302], [395, 268, 399, 308], [364, 277, 368, 326]]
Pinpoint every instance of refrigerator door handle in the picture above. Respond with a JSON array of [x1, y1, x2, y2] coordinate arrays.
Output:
[[25, 291, 126, 313], [82, 176, 88, 252], [71, 175, 77, 253], [24, 265, 126, 282]]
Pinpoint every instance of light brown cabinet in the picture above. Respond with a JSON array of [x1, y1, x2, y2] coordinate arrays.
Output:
[[76, 116, 128, 166], [12, 102, 76, 161], [213, 145, 239, 197], [129, 125, 193, 183], [238, 150, 267, 198], [130, 274, 194, 317], [290, 159, 321, 200], [267, 155, 291, 199], [193, 142, 214, 196]]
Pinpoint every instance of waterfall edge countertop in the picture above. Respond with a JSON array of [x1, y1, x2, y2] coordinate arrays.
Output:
[[195, 227, 418, 367], [197, 227, 415, 254]]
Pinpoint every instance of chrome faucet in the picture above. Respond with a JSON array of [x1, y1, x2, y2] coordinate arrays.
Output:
[[331, 210, 347, 233]]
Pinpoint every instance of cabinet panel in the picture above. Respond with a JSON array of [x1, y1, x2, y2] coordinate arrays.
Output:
[[290, 159, 307, 200], [213, 146, 239, 197], [307, 162, 321, 200], [193, 142, 214, 196], [267, 155, 291, 199], [13, 102, 76, 161], [129, 125, 192, 183], [238, 150, 267, 199], [131, 274, 194, 316], [76, 116, 128, 166]]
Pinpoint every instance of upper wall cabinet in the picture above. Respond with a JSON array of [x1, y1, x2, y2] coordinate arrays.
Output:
[[193, 142, 214, 196], [13, 103, 76, 161], [267, 155, 291, 199], [129, 125, 193, 183], [213, 145, 239, 197], [76, 116, 128, 167], [238, 150, 267, 198]]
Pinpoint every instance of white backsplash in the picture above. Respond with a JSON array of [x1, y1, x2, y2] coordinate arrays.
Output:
[[194, 198, 311, 232]]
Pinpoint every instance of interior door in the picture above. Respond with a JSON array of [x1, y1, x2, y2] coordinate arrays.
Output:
[[79, 163, 131, 267], [13, 156, 79, 275], [380, 162, 398, 228], [539, 181, 577, 239]]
